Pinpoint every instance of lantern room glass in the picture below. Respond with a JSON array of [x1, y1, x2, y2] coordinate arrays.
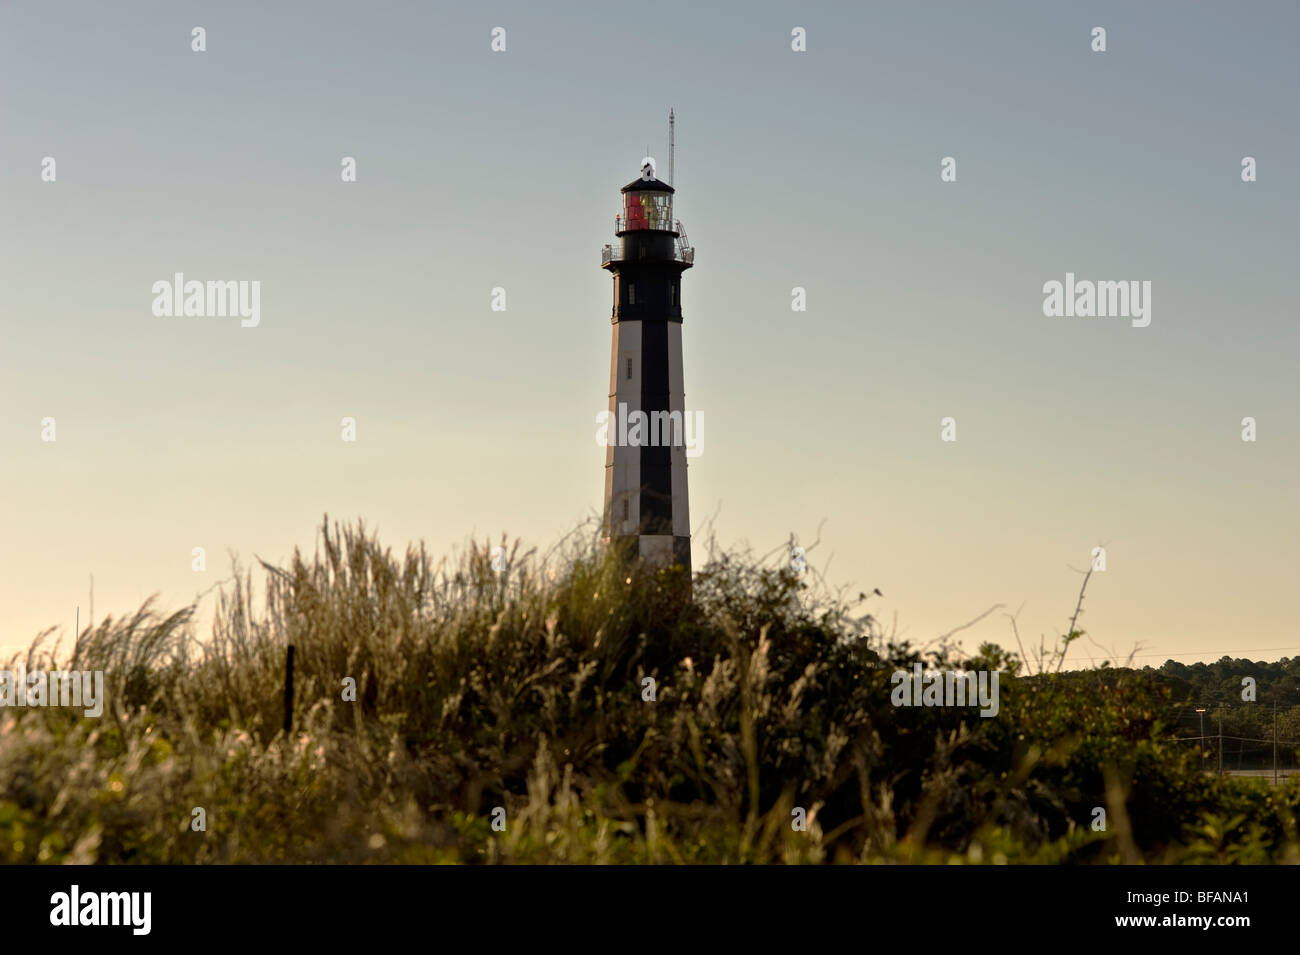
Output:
[[622, 192, 673, 231]]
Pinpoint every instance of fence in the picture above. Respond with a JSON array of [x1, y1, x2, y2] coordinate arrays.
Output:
[[1167, 701, 1300, 783]]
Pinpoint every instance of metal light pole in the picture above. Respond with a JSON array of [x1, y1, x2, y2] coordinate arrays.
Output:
[[1195, 707, 1207, 772]]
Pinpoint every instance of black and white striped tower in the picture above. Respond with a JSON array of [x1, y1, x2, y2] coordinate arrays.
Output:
[[600, 158, 694, 572]]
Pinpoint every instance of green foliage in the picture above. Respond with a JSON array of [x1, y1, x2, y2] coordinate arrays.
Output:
[[1146, 658, 1300, 772], [1, 518, 1296, 864]]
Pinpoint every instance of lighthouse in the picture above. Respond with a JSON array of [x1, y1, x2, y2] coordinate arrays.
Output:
[[600, 157, 695, 573]]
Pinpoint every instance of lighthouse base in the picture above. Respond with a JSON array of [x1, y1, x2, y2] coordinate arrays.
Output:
[[603, 533, 691, 574]]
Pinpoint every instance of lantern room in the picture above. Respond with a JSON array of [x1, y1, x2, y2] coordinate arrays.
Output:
[[617, 175, 675, 234]]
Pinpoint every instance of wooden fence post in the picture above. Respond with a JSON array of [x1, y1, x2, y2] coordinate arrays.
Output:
[[283, 644, 296, 734]]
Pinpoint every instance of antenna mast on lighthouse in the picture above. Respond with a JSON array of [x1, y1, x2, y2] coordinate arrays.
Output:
[[668, 108, 675, 186]]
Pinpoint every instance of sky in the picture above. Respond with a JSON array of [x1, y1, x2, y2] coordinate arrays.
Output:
[[2, 1, 1297, 667]]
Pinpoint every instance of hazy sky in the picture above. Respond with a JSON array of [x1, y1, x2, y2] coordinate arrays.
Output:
[[2, 1, 1297, 667]]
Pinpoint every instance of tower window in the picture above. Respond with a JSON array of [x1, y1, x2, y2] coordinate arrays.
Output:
[[622, 498, 629, 521], [671, 283, 676, 305], [626, 357, 632, 380], [628, 283, 636, 305]]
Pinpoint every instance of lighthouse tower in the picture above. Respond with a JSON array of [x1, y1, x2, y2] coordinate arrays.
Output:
[[600, 158, 694, 572]]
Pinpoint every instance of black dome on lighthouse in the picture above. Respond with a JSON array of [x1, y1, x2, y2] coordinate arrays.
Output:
[[621, 177, 675, 194]]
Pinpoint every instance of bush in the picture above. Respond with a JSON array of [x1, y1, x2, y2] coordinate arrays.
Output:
[[1, 518, 1296, 864]]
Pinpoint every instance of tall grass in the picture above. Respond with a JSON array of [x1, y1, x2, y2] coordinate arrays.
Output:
[[1, 518, 1296, 863]]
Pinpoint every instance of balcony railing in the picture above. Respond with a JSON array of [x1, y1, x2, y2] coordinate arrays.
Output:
[[601, 244, 694, 266]]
